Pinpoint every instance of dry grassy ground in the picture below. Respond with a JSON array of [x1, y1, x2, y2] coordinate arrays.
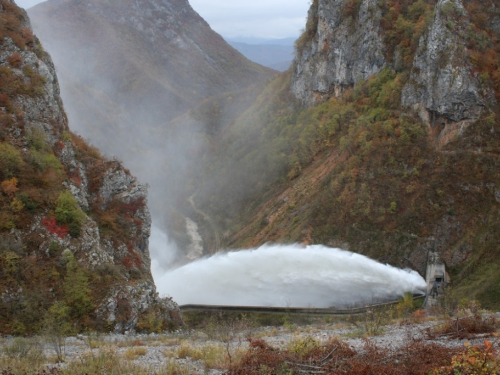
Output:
[[1, 308, 499, 374]]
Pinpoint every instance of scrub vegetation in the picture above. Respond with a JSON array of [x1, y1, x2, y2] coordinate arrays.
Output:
[[185, 0, 500, 311], [1, 301, 499, 374]]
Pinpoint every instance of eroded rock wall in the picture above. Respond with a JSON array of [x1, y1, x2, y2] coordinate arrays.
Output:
[[291, 0, 387, 105], [401, 0, 495, 144], [0, 0, 180, 333], [292, 0, 496, 133]]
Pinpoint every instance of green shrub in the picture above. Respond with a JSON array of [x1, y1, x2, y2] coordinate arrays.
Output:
[[43, 301, 71, 363], [62, 251, 93, 322], [294, 0, 319, 57], [396, 292, 416, 317], [287, 336, 321, 359], [48, 241, 62, 257], [18, 193, 37, 211], [3, 337, 44, 362], [0, 142, 23, 179], [0, 211, 16, 230], [54, 191, 86, 237], [440, 1, 462, 18], [26, 127, 50, 152], [28, 149, 63, 173]]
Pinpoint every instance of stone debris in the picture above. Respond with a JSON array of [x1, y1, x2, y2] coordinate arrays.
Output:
[[1, 315, 497, 373]]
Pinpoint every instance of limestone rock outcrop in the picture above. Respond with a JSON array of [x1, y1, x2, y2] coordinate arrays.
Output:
[[401, 0, 494, 141], [0, 0, 180, 334], [291, 0, 387, 105], [292, 0, 496, 132]]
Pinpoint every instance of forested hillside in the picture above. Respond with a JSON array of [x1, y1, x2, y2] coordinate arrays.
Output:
[[186, 0, 500, 309]]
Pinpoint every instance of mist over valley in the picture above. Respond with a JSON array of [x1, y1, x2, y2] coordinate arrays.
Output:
[[26, 0, 500, 311]]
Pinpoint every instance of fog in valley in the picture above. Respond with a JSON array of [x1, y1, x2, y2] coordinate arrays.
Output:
[[26, 0, 428, 308]]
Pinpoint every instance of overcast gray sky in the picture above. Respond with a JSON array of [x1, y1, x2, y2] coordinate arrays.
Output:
[[16, 0, 309, 39]]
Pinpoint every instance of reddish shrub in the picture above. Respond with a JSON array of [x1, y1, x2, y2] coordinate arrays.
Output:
[[428, 314, 499, 340], [123, 254, 134, 269], [432, 340, 500, 375], [53, 141, 65, 156], [1, 177, 18, 197], [227, 337, 459, 375], [119, 198, 145, 214], [0, 93, 10, 107], [42, 216, 68, 238], [132, 218, 143, 229], [7, 51, 22, 68], [21, 27, 34, 46], [413, 309, 426, 319], [123, 253, 142, 269], [70, 173, 82, 187], [65, 167, 83, 187]]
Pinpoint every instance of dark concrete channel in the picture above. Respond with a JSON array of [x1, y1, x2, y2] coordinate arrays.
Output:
[[180, 294, 426, 316]]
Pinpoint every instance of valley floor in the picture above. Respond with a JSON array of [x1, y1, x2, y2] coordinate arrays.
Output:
[[1, 310, 500, 374]]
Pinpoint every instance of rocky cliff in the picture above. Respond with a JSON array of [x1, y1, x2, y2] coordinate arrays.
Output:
[[187, 0, 500, 309], [291, 0, 496, 145], [0, 0, 180, 334], [401, 0, 495, 145], [292, 0, 387, 104]]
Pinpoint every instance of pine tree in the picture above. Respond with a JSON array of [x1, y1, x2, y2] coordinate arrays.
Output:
[[62, 251, 93, 321]]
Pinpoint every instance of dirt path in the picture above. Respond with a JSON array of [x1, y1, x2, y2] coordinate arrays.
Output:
[[188, 193, 221, 255]]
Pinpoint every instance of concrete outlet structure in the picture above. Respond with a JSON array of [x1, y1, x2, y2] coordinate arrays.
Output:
[[425, 252, 450, 308]]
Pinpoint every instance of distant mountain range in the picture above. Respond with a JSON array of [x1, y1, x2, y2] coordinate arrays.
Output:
[[226, 40, 295, 71], [226, 36, 297, 46]]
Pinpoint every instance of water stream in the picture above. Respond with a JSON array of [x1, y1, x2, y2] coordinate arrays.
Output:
[[152, 237, 426, 308]]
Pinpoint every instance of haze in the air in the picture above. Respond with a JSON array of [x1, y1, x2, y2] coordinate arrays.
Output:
[[15, 0, 309, 39], [21, 0, 431, 310]]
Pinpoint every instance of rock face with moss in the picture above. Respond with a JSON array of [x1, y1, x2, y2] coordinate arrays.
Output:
[[401, 0, 494, 140], [0, 0, 180, 334], [292, 0, 495, 138], [291, 0, 387, 105]]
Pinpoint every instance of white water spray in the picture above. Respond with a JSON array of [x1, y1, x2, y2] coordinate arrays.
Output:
[[155, 242, 426, 308], [149, 225, 179, 281]]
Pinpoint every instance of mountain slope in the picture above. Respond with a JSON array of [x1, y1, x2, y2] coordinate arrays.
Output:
[[27, 0, 275, 188], [188, 0, 500, 308], [0, 0, 180, 334]]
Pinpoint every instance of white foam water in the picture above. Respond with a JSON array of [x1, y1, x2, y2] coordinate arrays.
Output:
[[154, 242, 426, 308]]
